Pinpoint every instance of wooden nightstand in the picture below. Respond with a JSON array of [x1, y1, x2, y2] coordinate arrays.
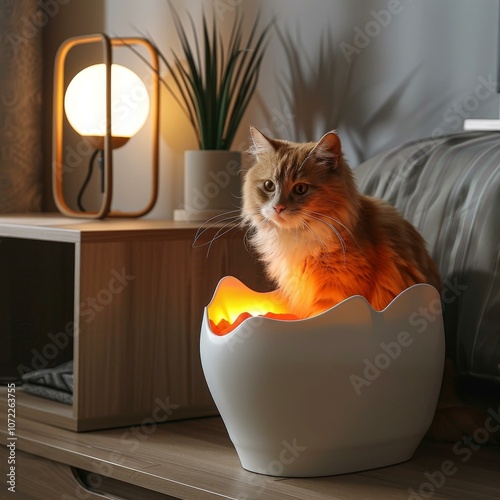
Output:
[[0, 215, 269, 431]]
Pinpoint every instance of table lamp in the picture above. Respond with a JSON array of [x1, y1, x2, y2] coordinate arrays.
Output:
[[52, 33, 159, 218]]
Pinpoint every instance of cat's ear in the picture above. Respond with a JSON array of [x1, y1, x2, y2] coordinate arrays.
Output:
[[249, 127, 276, 159], [312, 131, 341, 168]]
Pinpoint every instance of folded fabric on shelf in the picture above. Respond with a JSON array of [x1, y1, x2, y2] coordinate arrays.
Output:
[[21, 360, 73, 405]]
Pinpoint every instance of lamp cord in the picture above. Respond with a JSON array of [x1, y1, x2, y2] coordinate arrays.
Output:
[[77, 149, 104, 212]]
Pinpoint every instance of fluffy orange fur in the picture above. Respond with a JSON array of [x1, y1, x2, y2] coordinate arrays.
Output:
[[241, 129, 500, 443], [243, 128, 441, 317]]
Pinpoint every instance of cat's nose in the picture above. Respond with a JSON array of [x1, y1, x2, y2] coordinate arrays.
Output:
[[274, 205, 286, 214]]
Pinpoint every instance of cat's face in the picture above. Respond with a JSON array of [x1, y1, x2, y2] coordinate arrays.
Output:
[[242, 128, 357, 236]]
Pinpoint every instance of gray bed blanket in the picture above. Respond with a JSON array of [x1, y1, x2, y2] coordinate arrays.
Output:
[[354, 131, 500, 383]]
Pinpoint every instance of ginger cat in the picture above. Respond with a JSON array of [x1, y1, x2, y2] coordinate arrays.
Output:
[[241, 127, 497, 443], [242, 127, 442, 317]]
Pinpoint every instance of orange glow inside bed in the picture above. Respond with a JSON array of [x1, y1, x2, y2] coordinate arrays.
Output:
[[207, 278, 299, 335]]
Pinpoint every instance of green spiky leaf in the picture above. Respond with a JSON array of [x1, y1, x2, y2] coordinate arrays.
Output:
[[159, 2, 274, 150]]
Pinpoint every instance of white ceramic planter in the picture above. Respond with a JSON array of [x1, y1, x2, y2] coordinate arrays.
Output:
[[200, 277, 445, 477], [174, 150, 241, 222]]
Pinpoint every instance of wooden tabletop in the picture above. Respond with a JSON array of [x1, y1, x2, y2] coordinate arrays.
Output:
[[0, 213, 225, 243], [1, 410, 499, 500]]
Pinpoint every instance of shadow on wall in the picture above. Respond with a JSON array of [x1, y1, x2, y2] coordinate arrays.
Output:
[[274, 25, 355, 144], [261, 22, 441, 165]]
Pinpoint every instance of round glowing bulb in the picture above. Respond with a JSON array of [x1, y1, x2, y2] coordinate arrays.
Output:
[[64, 63, 150, 138]]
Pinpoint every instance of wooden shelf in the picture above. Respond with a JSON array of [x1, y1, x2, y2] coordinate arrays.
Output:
[[0, 215, 269, 431], [0, 387, 73, 429]]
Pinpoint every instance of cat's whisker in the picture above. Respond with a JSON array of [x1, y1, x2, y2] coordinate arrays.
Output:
[[194, 220, 241, 254], [193, 210, 241, 246], [302, 220, 328, 251], [206, 220, 241, 257], [306, 210, 356, 242], [193, 215, 243, 259], [302, 210, 348, 239], [304, 212, 347, 267]]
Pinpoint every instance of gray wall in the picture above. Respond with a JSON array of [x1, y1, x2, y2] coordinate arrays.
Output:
[[247, 0, 499, 164], [45, 0, 499, 217]]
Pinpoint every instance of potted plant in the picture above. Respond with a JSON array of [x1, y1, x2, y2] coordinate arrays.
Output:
[[134, 2, 274, 220]]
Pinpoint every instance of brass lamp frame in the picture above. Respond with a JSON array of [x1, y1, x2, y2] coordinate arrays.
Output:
[[52, 33, 159, 219]]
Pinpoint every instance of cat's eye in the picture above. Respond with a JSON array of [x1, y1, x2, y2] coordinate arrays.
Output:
[[293, 183, 308, 195], [263, 180, 275, 192]]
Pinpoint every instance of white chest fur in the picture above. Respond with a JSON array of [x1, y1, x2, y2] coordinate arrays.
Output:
[[251, 227, 323, 316]]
